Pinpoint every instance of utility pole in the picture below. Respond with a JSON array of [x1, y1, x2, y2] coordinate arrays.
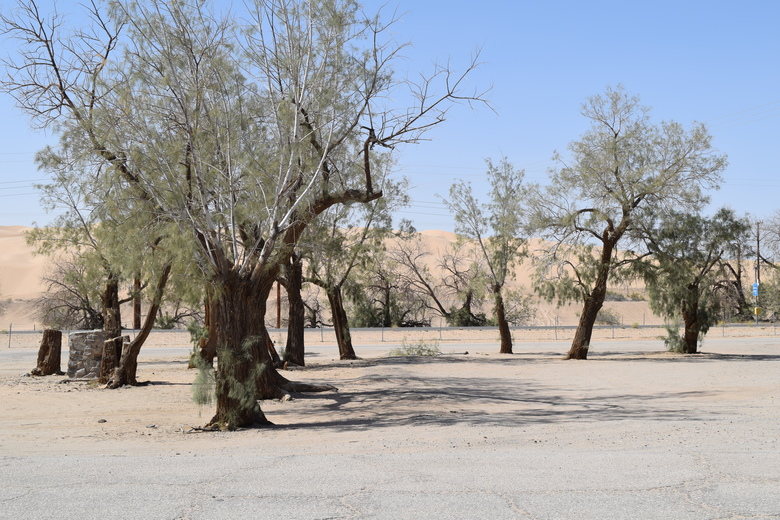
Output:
[[754, 221, 761, 324], [276, 281, 281, 329]]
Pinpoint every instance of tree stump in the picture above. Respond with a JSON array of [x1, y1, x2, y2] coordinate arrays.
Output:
[[99, 335, 129, 384], [30, 329, 64, 376]]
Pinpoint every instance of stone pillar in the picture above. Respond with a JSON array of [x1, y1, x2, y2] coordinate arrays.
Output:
[[68, 331, 130, 379], [67, 331, 105, 379]]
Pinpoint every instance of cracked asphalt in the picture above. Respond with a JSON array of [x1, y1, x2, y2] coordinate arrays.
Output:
[[1, 336, 779, 519]]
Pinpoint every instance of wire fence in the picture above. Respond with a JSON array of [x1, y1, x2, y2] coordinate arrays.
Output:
[[2, 322, 778, 349]]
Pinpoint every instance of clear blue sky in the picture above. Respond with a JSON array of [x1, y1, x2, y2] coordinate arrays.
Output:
[[1, 0, 778, 230]]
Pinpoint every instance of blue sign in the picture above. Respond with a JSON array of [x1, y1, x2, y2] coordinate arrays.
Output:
[[753, 283, 760, 296]]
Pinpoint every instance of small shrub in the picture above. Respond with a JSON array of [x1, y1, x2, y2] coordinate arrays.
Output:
[[663, 324, 685, 353], [447, 306, 488, 327], [596, 308, 622, 325], [155, 311, 178, 329], [388, 338, 441, 357]]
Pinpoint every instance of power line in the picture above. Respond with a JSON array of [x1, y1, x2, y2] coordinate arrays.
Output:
[[0, 178, 48, 184], [0, 192, 38, 198]]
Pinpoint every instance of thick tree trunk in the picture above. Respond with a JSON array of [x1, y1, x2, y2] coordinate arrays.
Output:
[[30, 329, 64, 376], [207, 273, 274, 430], [567, 239, 615, 360], [327, 285, 357, 360], [494, 287, 513, 354], [106, 264, 172, 388], [99, 274, 123, 383], [203, 267, 338, 430], [681, 285, 701, 354], [283, 253, 306, 367]]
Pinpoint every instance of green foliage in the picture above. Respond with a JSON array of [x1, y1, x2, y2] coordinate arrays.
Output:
[[188, 321, 207, 347], [191, 349, 215, 407], [187, 321, 208, 367], [349, 300, 383, 328], [447, 158, 527, 291], [154, 312, 178, 329], [502, 289, 537, 325], [446, 305, 488, 327], [662, 323, 696, 353], [347, 281, 427, 327], [209, 338, 265, 425], [530, 86, 726, 313], [388, 338, 441, 357], [638, 208, 750, 342], [761, 277, 780, 320]]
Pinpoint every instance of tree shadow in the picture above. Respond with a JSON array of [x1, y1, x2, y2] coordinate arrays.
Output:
[[143, 380, 190, 386], [285, 350, 780, 374], [588, 352, 780, 363], [139, 359, 190, 366], [272, 361, 722, 432]]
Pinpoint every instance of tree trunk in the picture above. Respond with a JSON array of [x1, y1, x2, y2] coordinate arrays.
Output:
[[327, 285, 357, 360], [567, 239, 615, 360], [205, 269, 336, 430], [681, 285, 701, 354], [197, 291, 218, 366], [133, 276, 142, 330], [283, 253, 306, 366], [106, 263, 172, 388], [494, 286, 512, 354], [30, 329, 64, 376], [207, 272, 274, 430], [99, 273, 123, 383]]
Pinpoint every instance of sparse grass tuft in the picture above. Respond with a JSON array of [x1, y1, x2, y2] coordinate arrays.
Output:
[[389, 338, 441, 357]]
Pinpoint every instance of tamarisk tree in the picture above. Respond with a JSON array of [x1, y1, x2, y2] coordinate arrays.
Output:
[[531, 86, 725, 360], [2, 0, 483, 429], [446, 158, 526, 354], [305, 177, 406, 360], [390, 233, 488, 326], [637, 209, 749, 354]]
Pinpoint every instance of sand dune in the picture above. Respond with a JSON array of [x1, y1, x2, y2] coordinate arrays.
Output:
[[0, 225, 664, 330]]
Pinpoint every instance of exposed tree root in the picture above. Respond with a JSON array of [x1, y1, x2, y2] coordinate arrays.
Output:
[[205, 408, 273, 431], [258, 367, 338, 400], [280, 379, 337, 394]]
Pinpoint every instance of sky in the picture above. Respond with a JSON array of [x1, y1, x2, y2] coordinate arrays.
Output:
[[1, 0, 778, 231]]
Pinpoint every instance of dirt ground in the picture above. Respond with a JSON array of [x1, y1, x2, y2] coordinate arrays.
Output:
[[1, 331, 779, 519], [1, 330, 778, 454]]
